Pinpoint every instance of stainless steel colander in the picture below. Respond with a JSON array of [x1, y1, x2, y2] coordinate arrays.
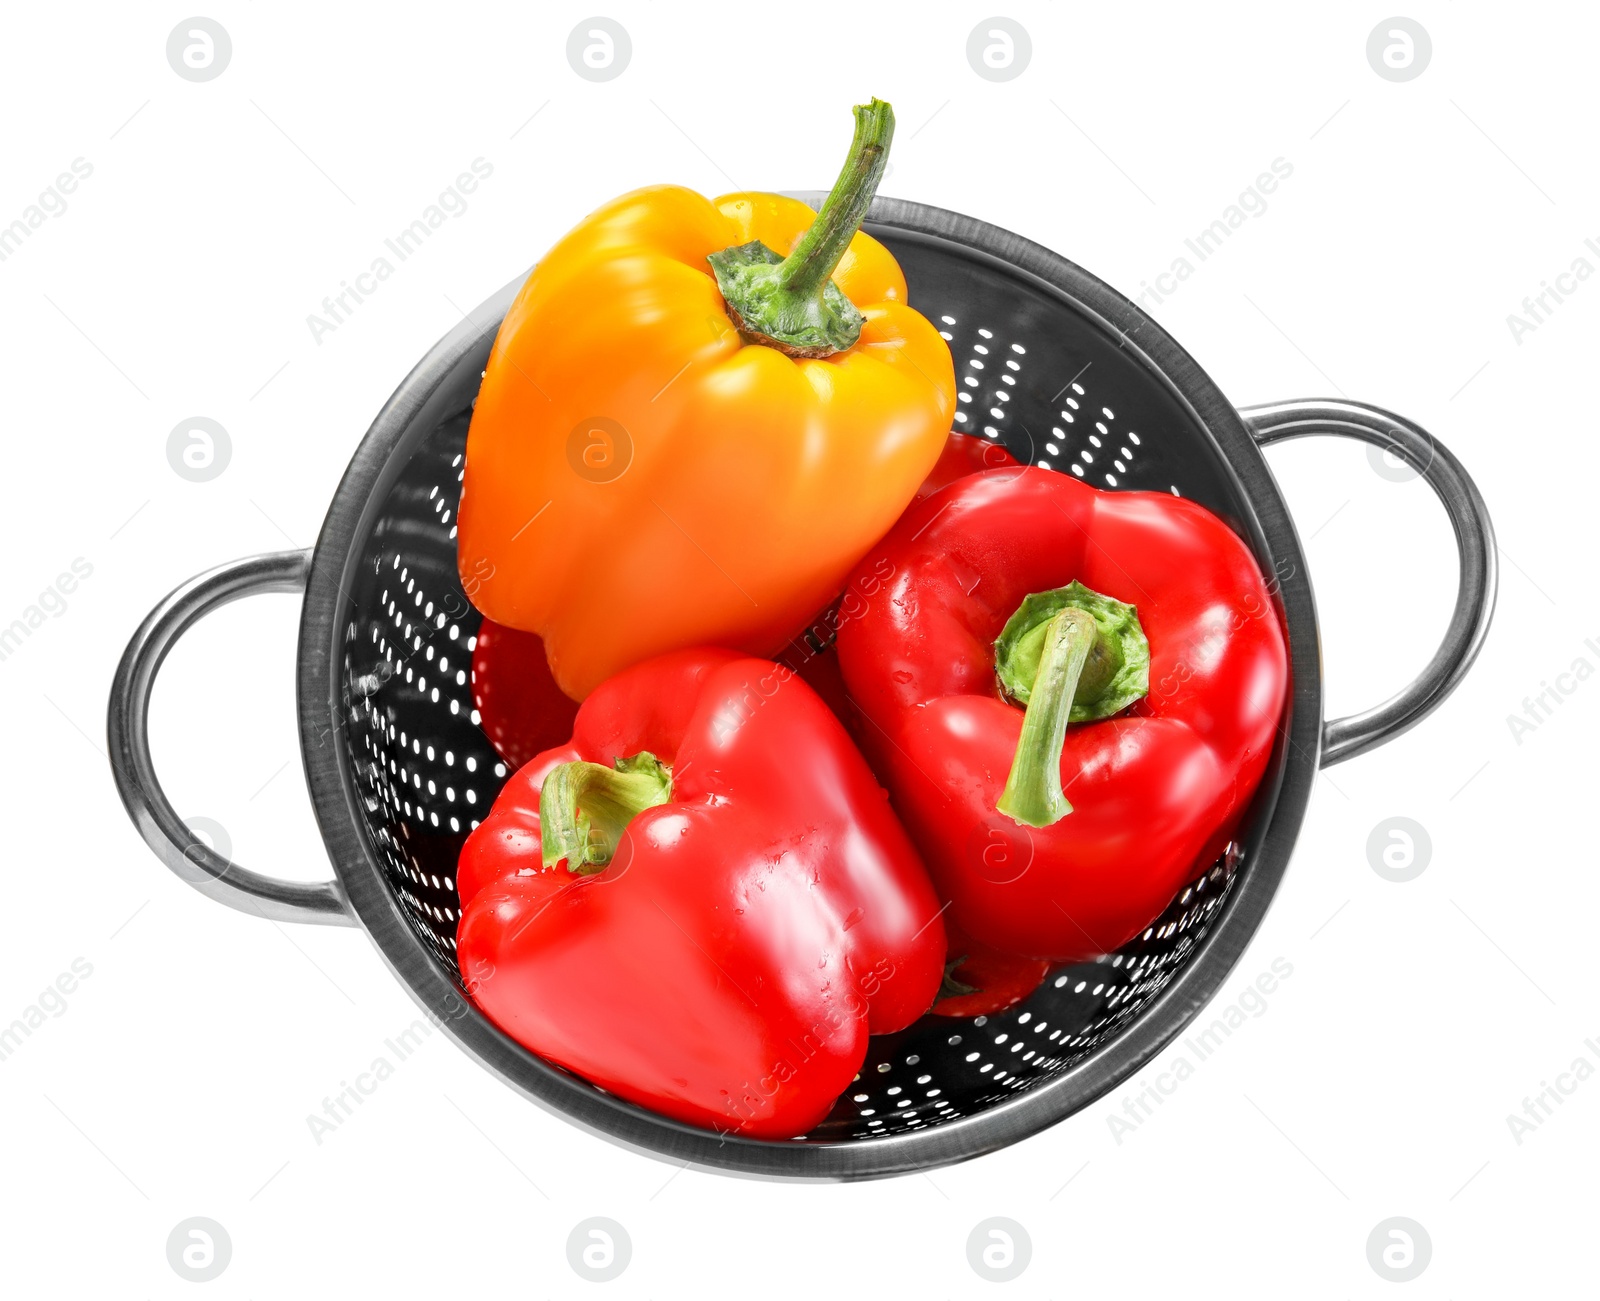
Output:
[[107, 196, 1495, 1179]]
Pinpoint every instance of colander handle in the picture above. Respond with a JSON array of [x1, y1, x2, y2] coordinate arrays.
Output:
[[106, 549, 357, 926], [1241, 399, 1497, 767]]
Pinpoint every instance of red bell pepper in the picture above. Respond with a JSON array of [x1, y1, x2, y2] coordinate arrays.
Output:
[[776, 431, 1018, 717], [932, 920, 1050, 1018], [834, 467, 1288, 963], [912, 430, 1020, 502], [471, 619, 579, 770], [455, 647, 946, 1139]]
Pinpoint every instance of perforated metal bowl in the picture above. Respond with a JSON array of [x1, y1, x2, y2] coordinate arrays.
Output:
[[108, 196, 1495, 1179]]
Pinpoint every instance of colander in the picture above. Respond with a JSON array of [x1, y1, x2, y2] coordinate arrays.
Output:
[[108, 196, 1495, 1179]]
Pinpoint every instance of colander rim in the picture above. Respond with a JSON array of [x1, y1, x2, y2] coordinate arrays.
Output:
[[294, 194, 1322, 1180]]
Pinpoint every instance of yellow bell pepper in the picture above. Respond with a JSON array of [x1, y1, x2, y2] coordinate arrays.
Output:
[[457, 99, 955, 699]]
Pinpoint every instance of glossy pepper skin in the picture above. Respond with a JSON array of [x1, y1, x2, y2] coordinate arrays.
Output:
[[779, 430, 1017, 718], [932, 919, 1050, 1018], [834, 468, 1289, 963], [912, 430, 1019, 502], [470, 619, 579, 771], [456, 102, 955, 700], [455, 647, 946, 1139]]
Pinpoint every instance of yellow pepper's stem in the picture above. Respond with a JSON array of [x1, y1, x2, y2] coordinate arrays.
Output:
[[777, 98, 895, 300], [706, 98, 895, 359]]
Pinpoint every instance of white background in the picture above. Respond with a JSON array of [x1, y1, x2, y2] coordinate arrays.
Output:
[[1, 2, 1594, 1295]]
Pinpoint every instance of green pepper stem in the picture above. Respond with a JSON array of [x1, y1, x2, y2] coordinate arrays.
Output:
[[705, 99, 895, 358], [996, 609, 1098, 828], [777, 98, 894, 300], [540, 752, 671, 872]]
